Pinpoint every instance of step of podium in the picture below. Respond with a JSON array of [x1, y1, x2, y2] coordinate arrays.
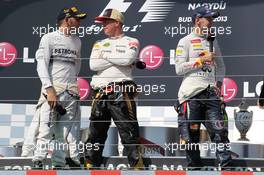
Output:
[[0, 170, 263, 175]]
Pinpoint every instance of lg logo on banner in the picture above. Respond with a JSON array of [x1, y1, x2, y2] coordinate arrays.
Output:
[[101, 0, 175, 23], [140, 45, 164, 70], [221, 78, 264, 102], [0, 42, 17, 67], [77, 77, 91, 100], [221, 78, 238, 102]]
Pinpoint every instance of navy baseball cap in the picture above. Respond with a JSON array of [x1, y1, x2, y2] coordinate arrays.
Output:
[[192, 6, 220, 20], [57, 7, 87, 21]]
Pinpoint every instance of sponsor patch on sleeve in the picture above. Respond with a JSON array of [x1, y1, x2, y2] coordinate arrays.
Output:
[[176, 48, 183, 55], [103, 42, 110, 47], [176, 45, 185, 56], [93, 44, 100, 49]]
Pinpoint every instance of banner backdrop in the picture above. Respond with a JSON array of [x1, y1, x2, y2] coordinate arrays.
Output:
[[1, 0, 264, 106]]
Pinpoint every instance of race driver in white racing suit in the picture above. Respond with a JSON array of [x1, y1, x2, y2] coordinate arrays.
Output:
[[30, 7, 86, 169], [175, 6, 233, 170], [85, 9, 144, 169]]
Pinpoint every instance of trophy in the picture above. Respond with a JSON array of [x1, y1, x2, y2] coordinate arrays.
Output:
[[234, 99, 253, 141]]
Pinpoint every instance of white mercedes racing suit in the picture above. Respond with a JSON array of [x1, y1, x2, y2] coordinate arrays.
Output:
[[28, 30, 81, 167], [21, 114, 38, 157]]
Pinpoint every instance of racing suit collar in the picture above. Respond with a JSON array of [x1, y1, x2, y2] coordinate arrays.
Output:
[[192, 31, 207, 39], [109, 33, 125, 40], [56, 29, 77, 37]]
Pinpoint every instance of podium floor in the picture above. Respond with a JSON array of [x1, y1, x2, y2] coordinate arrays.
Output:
[[0, 170, 264, 175], [0, 156, 264, 173]]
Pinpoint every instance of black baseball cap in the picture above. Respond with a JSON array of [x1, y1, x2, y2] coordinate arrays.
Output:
[[57, 6, 87, 21], [192, 6, 220, 20]]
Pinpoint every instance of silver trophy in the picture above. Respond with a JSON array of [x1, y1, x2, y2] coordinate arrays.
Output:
[[234, 99, 253, 141]]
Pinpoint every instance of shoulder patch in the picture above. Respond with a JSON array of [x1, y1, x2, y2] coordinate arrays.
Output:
[[103, 42, 110, 47], [93, 43, 100, 49], [176, 49, 183, 55]]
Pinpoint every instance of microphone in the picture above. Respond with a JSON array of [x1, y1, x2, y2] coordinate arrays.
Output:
[[207, 34, 215, 53], [206, 24, 216, 52]]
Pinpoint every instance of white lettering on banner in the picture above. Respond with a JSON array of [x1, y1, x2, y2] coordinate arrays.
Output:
[[178, 16, 228, 23], [188, 1, 227, 11], [214, 16, 228, 22], [162, 165, 176, 170], [243, 81, 263, 98], [4, 166, 31, 170], [23, 47, 35, 63], [106, 164, 262, 171], [178, 17, 192, 23], [86, 25, 104, 34], [122, 25, 141, 32], [100, 0, 175, 23], [106, 164, 186, 170], [244, 82, 255, 97], [169, 49, 175, 65], [130, 25, 141, 32]]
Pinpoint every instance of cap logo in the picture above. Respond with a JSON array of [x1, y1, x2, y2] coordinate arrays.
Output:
[[71, 7, 78, 12]]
